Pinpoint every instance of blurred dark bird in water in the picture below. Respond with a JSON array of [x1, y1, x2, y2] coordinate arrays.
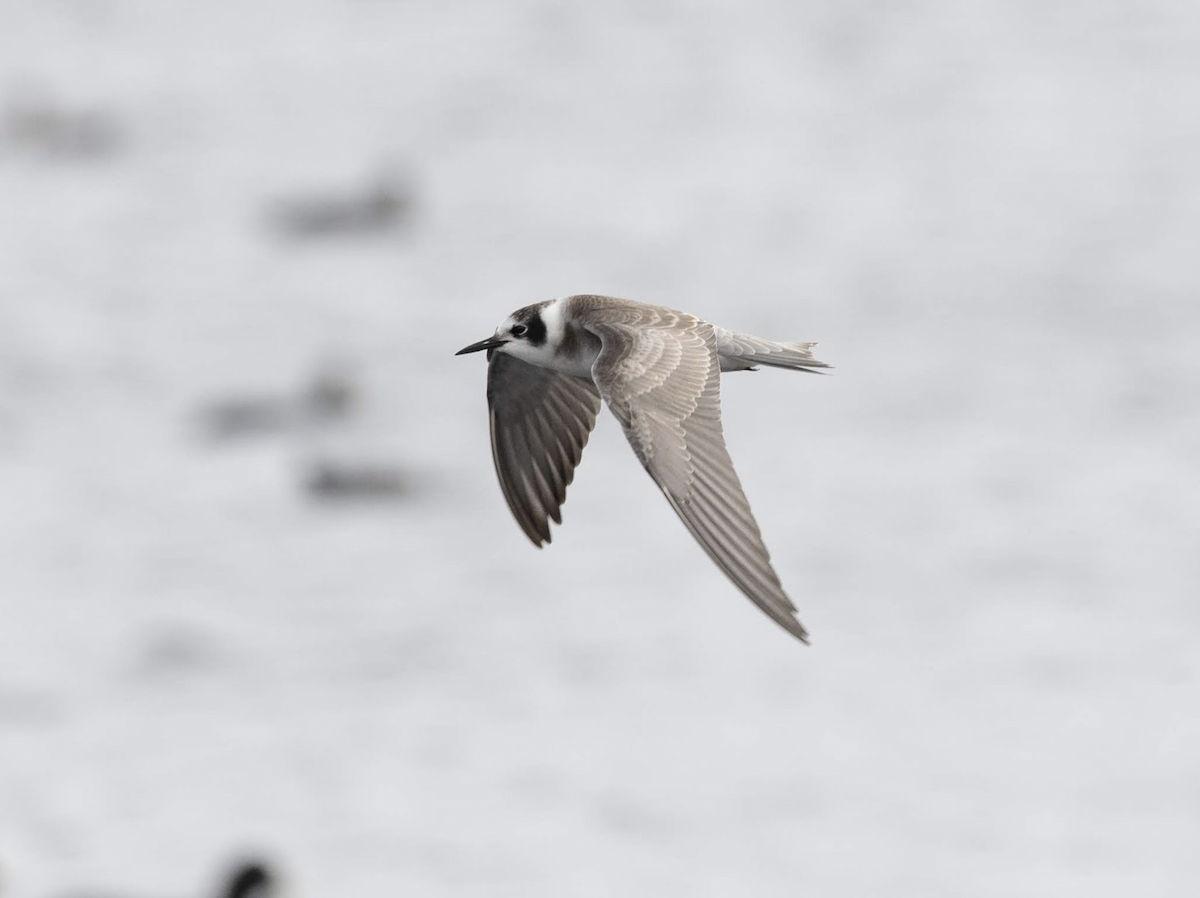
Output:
[[220, 861, 274, 898], [200, 363, 356, 441], [3, 94, 122, 159], [267, 171, 411, 239], [303, 459, 409, 501]]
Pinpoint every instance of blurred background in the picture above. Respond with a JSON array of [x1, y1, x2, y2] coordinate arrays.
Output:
[[1, 1, 1198, 895]]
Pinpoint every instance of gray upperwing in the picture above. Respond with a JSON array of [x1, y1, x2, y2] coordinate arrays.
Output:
[[582, 306, 810, 643], [487, 352, 602, 546]]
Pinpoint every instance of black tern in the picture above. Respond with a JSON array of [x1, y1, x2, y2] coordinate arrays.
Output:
[[457, 294, 829, 642]]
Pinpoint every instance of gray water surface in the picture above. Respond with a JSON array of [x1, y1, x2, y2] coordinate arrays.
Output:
[[2, 2, 1198, 895]]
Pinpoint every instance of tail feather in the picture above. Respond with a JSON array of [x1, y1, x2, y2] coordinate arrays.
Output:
[[715, 328, 832, 373]]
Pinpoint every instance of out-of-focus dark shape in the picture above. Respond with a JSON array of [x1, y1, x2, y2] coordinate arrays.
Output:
[[221, 860, 275, 898], [2, 92, 122, 160], [130, 622, 225, 680], [303, 458, 410, 501], [266, 169, 412, 239], [200, 363, 357, 442]]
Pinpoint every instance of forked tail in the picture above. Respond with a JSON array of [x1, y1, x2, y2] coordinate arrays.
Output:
[[714, 327, 832, 373]]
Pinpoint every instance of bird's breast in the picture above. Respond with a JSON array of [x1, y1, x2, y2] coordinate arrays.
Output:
[[550, 324, 603, 378]]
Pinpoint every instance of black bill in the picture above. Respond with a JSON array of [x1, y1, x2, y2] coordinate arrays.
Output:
[[456, 335, 508, 355]]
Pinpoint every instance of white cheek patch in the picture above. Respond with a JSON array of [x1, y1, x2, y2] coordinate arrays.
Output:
[[504, 339, 553, 368], [539, 298, 567, 348]]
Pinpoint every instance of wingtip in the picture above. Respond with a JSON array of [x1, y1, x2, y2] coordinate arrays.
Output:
[[777, 608, 811, 644], [512, 517, 552, 548], [786, 619, 812, 645], [767, 612, 810, 644]]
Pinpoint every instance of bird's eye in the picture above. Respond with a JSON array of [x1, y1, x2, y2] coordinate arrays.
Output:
[[511, 324, 528, 338]]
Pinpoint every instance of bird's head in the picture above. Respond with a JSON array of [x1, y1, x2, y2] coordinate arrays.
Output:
[[456, 301, 551, 362]]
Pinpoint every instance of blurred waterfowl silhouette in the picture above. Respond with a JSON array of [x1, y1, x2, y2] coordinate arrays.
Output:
[[267, 170, 411, 239], [3, 93, 122, 159], [303, 458, 410, 501], [200, 363, 357, 441], [220, 861, 274, 898]]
